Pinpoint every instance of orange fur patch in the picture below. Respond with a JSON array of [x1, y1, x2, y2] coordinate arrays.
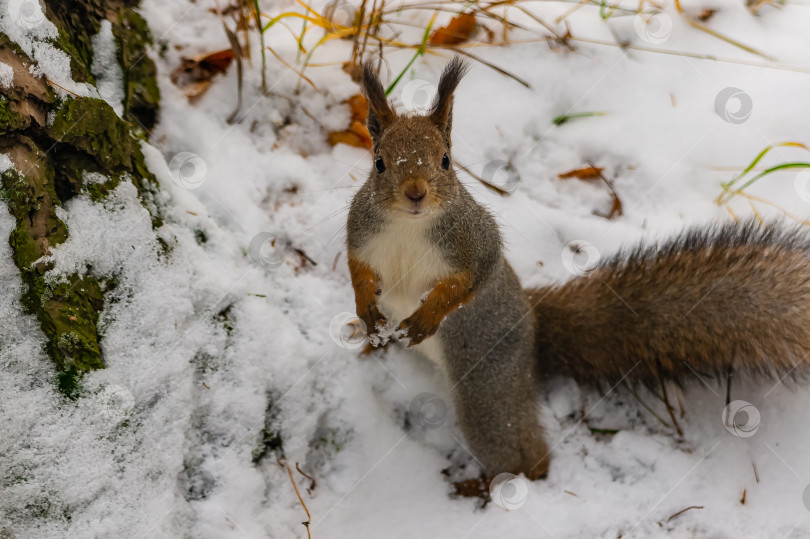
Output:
[[348, 254, 380, 318], [401, 270, 475, 343]]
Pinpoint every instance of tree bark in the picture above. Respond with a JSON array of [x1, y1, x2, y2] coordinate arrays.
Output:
[[0, 0, 161, 395]]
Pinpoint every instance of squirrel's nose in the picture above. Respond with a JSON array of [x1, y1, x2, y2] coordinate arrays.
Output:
[[404, 183, 427, 202]]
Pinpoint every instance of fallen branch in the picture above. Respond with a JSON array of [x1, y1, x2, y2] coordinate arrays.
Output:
[[296, 462, 317, 494], [666, 505, 703, 522], [658, 372, 683, 437], [454, 160, 511, 196], [282, 460, 312, 539]]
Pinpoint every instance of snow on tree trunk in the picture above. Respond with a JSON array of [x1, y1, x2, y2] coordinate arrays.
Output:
[[0, 0, 161, 395]]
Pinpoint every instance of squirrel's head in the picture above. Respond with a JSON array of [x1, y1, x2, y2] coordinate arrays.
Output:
[[361, 57, 468, 218]]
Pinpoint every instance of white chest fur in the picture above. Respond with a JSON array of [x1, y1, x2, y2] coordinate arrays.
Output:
[[355, 214, 452, 365]]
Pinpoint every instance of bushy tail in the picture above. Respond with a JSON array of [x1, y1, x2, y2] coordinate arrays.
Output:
[[528, 220, 810, 387]]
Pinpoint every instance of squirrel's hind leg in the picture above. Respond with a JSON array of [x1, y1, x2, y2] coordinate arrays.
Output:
[[444, 339, 550, 480]]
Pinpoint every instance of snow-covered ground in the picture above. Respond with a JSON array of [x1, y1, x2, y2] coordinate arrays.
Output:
[[3, 0, 810, 536]]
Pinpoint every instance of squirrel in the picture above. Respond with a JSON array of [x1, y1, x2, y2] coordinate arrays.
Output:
[[346, 57, 810, 481]]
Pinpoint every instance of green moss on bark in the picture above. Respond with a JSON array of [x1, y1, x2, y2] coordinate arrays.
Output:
[[46, 97, 136, 168], [113, 8, 160, 129], [1, 142, 105, 393], [55, 26, 95, 85], [0, 0, 162, 395], [0, 98, 30, 134], [43, 97, 162, 231], [43, 276, 105, 371], [44, 0, 160, 129]]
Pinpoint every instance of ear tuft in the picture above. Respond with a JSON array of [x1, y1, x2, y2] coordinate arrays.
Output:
[[361, 62, 397, 148], [429, 56, 468, 147]]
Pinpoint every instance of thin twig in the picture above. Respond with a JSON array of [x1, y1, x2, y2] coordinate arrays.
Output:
[[568, 37, 810, 74], [725, 205, 739, 222], [673, 0, 776, 61], [666, 505, 703, 522], [722, 191, 810, 227], [725, 367, 733, 408], [454, 160, 510, 196], [293, 246, 318, 266], [641, 380, 665, 403], [450, 47, 531, 88], [555, 0, 592, 24], [357, 0, 378, 70], [284, 461, 312, 538], [296, 462, 317, 493], [624, 382, 671, 428], [659, 374, 683, 437], [350, 0, 369, 71], [510, 4, 565, 41], [746, 196, 763, 224], [266, 45, 318, 89], [220, 21, 244, 124], [45, 78, 82, 97], [253, 0, 268, 92]]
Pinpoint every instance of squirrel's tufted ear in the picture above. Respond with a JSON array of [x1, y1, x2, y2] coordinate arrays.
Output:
[[361, 63, 397, 149], [429, 56, 468, 148]]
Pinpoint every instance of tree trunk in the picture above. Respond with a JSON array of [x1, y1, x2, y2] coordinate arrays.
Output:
[[0, 0, 161, 395]]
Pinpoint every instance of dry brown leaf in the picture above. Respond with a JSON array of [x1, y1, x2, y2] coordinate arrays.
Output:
[[346, 94, 368, 124], [170, 49, 235, 99], [429, 13, 476, 46], [558, 166, 604, 180], [559, 165, 623, 219], [328, 121, 372, 149], [329, 95, 372, 149], [196, 49, 235, 71], [451, 478, 489, 501], [607, 193, 623, 219], [592, 192, 623, 220]]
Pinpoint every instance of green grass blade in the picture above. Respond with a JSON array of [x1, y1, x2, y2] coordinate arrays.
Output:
[[733, 162, 810, 193], [297, 6, 310, 63], [385, 12, 436, 95], [253, 0, 267, 93], [553, 111, 608, 126]]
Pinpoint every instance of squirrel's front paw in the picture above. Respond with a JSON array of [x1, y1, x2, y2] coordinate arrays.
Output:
[[396, 314, 438, 347], [360, 304, 388, 346]]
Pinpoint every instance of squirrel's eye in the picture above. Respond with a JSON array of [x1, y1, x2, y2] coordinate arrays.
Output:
[[441, 153, 450, 170], [375, 157, 386, 173]]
